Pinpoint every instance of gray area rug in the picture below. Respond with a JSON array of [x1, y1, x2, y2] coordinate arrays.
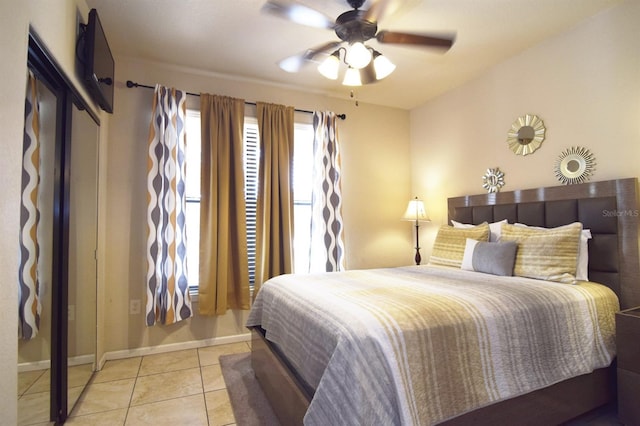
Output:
[[219, 353, 281, 426]]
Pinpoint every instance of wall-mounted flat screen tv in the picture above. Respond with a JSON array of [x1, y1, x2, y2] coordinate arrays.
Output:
[[82, 9, 114, 113]]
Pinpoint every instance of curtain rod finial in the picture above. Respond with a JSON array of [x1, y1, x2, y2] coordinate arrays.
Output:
[[126, 80, 136, 88]]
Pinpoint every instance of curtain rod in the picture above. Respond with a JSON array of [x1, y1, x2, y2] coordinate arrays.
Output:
[[125, 80, 346, 120]]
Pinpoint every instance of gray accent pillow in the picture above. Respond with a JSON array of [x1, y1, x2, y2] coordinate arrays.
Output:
[[461, 238, 518, 276]]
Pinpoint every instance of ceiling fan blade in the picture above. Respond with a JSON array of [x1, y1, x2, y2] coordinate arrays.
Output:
[[277, 41, 344, 73], [363, 0, 406, 23], [376, 30, 455, 50], [262, 0, 335, 29]]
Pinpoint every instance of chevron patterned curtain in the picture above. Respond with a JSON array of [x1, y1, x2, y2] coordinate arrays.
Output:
[[309, 111, 346, 272], [18, 71, 42, 340], [145, 85, 193, 326]]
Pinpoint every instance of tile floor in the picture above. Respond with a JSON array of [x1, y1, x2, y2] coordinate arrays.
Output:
[[18, 341, 251, 426]]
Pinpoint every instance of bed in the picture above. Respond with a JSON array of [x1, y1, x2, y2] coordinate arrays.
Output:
[[247, 178, 640, 425]]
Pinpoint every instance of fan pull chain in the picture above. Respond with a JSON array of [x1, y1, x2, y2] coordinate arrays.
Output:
[[350, 90, 359, 107]]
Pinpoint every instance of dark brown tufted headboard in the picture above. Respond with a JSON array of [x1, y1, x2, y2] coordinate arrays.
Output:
[[448, 178, 640, 309]]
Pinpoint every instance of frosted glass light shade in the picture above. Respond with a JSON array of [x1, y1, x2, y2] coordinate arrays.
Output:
[[373, 53, 396, 80], [342, 67, 362, 86], [346, 42, 372, 69], [318, 53, 340, 80]]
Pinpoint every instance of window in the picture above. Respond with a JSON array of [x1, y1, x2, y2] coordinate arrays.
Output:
[[244, 120, 259, 287], [185, 110, 201, 290], [292, 123, 315, 274], [184, 111, 315, 290]]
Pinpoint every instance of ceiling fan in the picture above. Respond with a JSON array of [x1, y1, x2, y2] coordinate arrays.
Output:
[[262, 0, 456, 85]]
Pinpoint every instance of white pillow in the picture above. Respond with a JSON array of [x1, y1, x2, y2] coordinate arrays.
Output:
[[514, 223, 591, 281], [452, 219, 507, 242]]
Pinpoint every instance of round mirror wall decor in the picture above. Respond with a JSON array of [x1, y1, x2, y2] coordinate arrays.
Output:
[[482, 167, 505, 193], [507, 114, 546, 156], [554, 146, 596, 185]]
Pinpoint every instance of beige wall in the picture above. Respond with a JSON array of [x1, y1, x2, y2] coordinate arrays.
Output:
[[103, 57, 412, 353], [0, 3, 27, 422], [409, 0, 640, 260]]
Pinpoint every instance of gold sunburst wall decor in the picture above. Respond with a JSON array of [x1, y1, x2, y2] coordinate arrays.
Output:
[[554, 146, 596, 185], [482, 167, 505, 193], [506, 114, 546, 156]]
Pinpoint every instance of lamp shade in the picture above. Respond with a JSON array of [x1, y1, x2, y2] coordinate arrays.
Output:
[[402, 198, 430, 222], [345, 41, 372, 69], [318, 51, 340, 80], [342, 67, 362, 86], [373, 52, 396, 80]]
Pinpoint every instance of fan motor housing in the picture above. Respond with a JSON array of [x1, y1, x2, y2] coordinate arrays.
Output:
[[335, 10, 377, 42], [347, 0, 366, 9]]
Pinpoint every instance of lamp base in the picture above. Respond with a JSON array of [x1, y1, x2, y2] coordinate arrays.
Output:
[[414, 222, 421, 265]]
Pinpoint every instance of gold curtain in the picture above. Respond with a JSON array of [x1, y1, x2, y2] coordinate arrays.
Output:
[[199, 94, 250, 315], [254, 102, 295, 295]]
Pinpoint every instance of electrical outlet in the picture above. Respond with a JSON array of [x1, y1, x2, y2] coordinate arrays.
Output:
[[129, 299, 141, 315], [68, 305, 75, 321]]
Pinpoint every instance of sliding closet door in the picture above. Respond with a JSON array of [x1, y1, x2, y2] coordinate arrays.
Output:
[[17, 74, 57, 425], [67, 103, 99, 408], [18, 32, 100, 425]]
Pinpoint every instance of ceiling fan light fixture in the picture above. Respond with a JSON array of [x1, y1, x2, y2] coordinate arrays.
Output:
[[318, 50, 341, 80], [345, 41, 372, 69], [372, 50, 396, 80], [342, 67, 362, 86], [265, 0, 456, 87]]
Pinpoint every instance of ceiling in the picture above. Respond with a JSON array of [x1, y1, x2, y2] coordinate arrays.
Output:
[[86, 0, 621, 110]]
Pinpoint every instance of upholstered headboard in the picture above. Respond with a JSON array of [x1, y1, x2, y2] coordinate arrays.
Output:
[[448, 178, 640, 309]]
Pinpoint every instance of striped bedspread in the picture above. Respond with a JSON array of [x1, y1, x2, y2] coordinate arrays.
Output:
[[246, 265, 619, 425]]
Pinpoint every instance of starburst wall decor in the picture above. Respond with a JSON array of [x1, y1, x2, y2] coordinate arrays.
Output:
[[482, 167, 505, 193], [554, 146, 596, 185]]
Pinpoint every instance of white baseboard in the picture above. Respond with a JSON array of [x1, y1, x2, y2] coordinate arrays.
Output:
[[69, 354, 96, 367], [19, 354, 98, 373], [20, 334, 251, 373], [100, 332, 251, 367], [18, 359, 50, 373]]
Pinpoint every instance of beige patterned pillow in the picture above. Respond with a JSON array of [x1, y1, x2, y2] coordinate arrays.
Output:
[[429, 223, 490, 268], [500, 222, 583, 284]]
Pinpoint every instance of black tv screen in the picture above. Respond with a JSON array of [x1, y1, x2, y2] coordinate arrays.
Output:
[[83, 9, 114, 113]]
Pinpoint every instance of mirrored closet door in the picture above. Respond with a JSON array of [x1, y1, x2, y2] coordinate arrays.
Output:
[[66, 102, 99, 412], [17, 32, 99, 425], [17, 66, 57, 426]]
